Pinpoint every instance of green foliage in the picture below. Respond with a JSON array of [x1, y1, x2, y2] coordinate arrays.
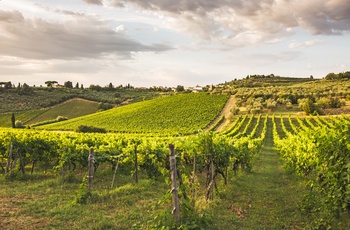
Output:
[[76, 125, 107, 133], [72, 176, 96, 205], [176, 85, 185, 92], [151, 199, 213, 229], [26, 99, 100, 125], [1, 110, 350, 229], [275, 119, 350, 218], [41, 93, 229, 135], [98, 102, 113, 111], [56, 116, 68, 122], [0, 87, 161, 113], [31, 116, 69, 127], [316, 97, 345, 109], [15, 120, 25, 128], [11, 113, 15, 128], [17, 83, 34, 95], [298, 98, 319, 115], [0, 110, 48, 128], [266, 98, 277, 110], [324, 71, 350, 80], [229, 106, 240, 117]]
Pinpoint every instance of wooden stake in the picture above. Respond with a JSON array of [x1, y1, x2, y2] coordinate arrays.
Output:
[[111, 158, 119, 189], [88, 148, 94, 192], [211, 159, 215, 200], [18, 152, 25, 175], [169, 144, 180, 223], [11, 152, 19, 177], [133, 145, 138, 184], [5, 142, 13, 174], [190, 152, 196, 202]]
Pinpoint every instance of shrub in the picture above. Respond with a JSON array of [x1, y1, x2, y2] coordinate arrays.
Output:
[[98, 102, 113, 111], [76, 125, 107, 133], [15, 120, 25, 128], [298, 98, 319, 115], [57, 116, 68, 122]]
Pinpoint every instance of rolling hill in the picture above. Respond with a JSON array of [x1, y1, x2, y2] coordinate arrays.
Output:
[[0, 99, 100, 128], [26, 98, 100, 125], [39, 93, 229, 135]]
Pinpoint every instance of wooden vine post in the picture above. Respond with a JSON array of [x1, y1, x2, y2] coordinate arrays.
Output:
[[5, 142, 13, 174], [168, 144, 180, 223], [88, 148, 94, 192], [133, 144, 138, 184], [190, 152, 196, 203], [111, 158, 119, 189]]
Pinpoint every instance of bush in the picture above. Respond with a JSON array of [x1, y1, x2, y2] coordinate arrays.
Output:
[[298, 98, 319, 115], [98, 102, 113, 111], [15, 120, 25, 128], [56, 116, 68, 122], [230, 107, 240, 116], [76, 125, 107, 133]]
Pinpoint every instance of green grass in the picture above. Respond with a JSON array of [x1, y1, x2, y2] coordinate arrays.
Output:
[[211, 117, 350, 229], [0, 171, 169, 229], [0, 110, 48, 127], [220, 118, 309, 229], [0, 87, 161, 113], [0, 99, 100, 128], [26, 99, 100, 125], [2, 116, 350, 229], [40, 93, 229, 134]]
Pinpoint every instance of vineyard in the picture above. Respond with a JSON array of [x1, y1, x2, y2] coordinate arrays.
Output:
[[1, 107, 350, 228], [39, 93, 229, 135]]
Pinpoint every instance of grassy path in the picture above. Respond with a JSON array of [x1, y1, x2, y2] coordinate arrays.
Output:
[[206, 95, 236, 132], [218, 117, 309, 229]]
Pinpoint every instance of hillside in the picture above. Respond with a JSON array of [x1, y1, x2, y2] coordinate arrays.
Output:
[[39, 93, 229, 134], [0, 87, 161, 113], [0, 110, 48, 128], [26, 99, 101, 125], [0, 99, 101, 128]]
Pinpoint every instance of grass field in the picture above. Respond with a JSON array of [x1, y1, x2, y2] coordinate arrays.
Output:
[[0, 99, 100, 128], [26, 98, 100, 125], [0, 110, 48, 128]]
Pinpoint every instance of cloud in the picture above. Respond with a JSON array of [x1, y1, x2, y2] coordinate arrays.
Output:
[[0, 10, 172, 60], [289, 39, 325, 49], [115, 24, 126, 34], [82, 0, 104, 5], [101, 0, 350, 44]]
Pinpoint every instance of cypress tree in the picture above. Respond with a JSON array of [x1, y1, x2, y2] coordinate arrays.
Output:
[[11, 113, 15, 128]]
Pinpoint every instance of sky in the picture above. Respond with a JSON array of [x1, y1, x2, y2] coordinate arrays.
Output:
[[0, 0, 349, 88]]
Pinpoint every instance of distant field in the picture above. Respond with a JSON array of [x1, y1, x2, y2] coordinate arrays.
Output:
[[0, 99, 100, 128], [0, 87, 161, 113], [40, 93, 229, 134], [0, 110, 48, 127], [26, 98, 100, 125]]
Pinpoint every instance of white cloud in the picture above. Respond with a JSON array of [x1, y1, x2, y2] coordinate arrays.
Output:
[[115, 24, 126, 33], [289, 39, 324, 49]]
